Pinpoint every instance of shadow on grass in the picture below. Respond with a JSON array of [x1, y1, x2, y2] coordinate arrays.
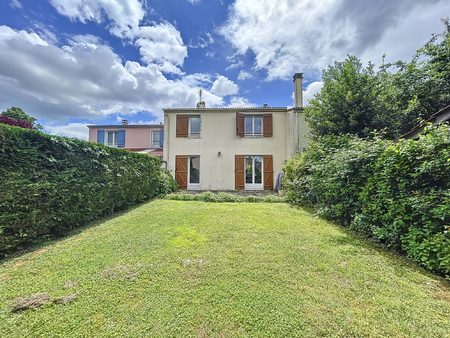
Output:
[[0, 199, 157, 265], [289, 203, 450, 286]]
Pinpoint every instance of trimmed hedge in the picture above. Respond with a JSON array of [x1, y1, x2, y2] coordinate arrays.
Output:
[[0, 124, 176, 257], [284, 125, 450, 277]]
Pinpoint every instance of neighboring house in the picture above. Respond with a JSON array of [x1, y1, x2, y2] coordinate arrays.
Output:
[[402, 104, 450, 139], [163, 73, 309, 191], [88, 122, 164, 159]]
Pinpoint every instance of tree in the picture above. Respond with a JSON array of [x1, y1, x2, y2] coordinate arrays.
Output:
[[305, 55, 392, 139], [0, 107, 42, 130]]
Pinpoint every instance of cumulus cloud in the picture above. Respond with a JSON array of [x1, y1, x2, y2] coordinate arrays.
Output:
[[220, 0, 449, 80], [237, 70, 252, 81], [49, 0, 145, 38], [210, 75, 239, 96], [0, 25, 226, 126], [303, 81, 323, 106], [135, 23, 188, 71], [228, 96, 256, 107], [188, 33, 214, 48], [46, 122, 90, 140]]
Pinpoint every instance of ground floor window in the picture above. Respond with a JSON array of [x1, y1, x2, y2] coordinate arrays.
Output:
[[245, 155, 263, 190], [189, 155, 200, 187]]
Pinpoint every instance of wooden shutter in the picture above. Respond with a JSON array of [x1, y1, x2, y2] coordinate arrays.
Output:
[[263, 155, 273, 190], [263, 114, 273, 137], [175, 155, 188, 189], [236, 113, 245, 137], [235, 155, 245, 190], [176, 115, 189, 138]]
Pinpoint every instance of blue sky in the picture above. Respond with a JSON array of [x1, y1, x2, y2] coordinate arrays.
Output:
[[0, 0, 449, 139]]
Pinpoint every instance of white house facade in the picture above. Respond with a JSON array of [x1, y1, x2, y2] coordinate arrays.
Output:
[[163, 73, 308, 191]]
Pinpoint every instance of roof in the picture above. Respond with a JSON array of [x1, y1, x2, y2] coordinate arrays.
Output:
[[87, 124, 163, 129], [402, 104, 450, 139], [163, 106, 289, 113]]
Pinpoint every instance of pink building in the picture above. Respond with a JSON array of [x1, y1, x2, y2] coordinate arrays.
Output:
[[88, 121, 163, 159]]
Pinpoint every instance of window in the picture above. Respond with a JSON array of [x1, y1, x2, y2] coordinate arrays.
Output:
[[189, 156, 200, 185], [245, 156, 263, 190], [189, 116, 201, 137], [152, 130, 162, 147], [106, 131, 119, 147], [244, 115, 262, 136]]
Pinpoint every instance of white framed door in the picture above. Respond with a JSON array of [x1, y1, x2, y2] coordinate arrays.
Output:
[[187, 155, 200, 190], [245, 156, 263, 190]]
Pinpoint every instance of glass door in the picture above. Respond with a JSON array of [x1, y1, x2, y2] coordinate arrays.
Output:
[[245, 156, 263, 190]]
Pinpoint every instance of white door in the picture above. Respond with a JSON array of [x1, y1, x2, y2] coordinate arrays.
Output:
[[245, 156, 263, 190]]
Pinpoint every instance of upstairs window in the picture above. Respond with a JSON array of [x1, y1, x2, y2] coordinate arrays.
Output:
[[189, 116, 201, 137], [107, 131, 119, 147], [152, 130, 163, 147], [244, 115, 262, 136]]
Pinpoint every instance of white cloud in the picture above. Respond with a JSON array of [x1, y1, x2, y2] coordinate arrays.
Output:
[[186, 0, 201, 4], [302, 81, 323, 106], [220, 0, 449, 80], [0, 25, 227, 127], [228, 96, 256, 107], [210, 75, 239, 96], [49, 0, 145, 38], [237, 70, 252, 81], [188, 33, 214, 48], [135, 23, 187, 68], [10, 0, 22, 9], [45, 122, 89, 140]]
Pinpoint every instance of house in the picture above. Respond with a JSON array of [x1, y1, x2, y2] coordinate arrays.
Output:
[[163, 73, 308, 191], [402, 104, 450, 139], [88, 121, 164, 159]]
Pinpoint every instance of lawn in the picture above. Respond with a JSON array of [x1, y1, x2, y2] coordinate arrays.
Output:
[[0, 200, 449, 337]]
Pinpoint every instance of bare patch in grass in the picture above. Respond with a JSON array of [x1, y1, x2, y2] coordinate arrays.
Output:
[[53, 293, 77, 305], [63, 280, 78, 289], [11, 293, 50, 312], [101, 265, 141, 280], [181, 259, 206, 267]]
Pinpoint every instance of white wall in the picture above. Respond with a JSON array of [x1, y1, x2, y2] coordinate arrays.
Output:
[[164, 109, 289, 190]]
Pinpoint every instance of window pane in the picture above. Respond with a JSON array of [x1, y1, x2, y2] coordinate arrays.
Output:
[[107, 132, 114, 145], [152, 131, 160, 146], [245, 117, 252, 134], [254, 157, 262, 183], [189, 156, 200, 184], [254, 117, 262, 134], [190, 116, 201, 134], [245, 157, 253, 184]]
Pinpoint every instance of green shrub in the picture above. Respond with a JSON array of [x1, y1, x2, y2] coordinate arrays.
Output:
[[165, 192, 286, 203], [0, 125, 176, 256], [284, 125, 450, 277]]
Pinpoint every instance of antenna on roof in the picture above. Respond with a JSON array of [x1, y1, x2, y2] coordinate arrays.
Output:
[[196, 89, 206, 108]]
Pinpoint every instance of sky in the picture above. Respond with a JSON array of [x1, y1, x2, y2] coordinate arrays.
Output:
[[0, 0, 449, 139]]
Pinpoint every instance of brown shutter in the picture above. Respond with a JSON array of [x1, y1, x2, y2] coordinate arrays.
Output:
[[263, 114, 273, 137], [263, 155, 273, 190], [176, 115, 188, 138], [175, 155, 188, 189], [235, 155, 245, 190], [236, 113, 245, 137]]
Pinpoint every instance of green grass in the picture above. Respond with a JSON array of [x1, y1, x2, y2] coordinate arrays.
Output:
[[1, 200, 449, 337]]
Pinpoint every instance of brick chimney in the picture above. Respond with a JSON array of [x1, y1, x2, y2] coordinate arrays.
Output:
[[293, 73, 303, 108]]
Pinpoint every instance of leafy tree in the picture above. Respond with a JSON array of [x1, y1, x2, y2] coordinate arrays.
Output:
[[305, 56, 391, 139], [0, 107, 42, 130]]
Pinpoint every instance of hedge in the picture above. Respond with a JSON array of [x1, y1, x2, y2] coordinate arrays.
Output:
[[284, 125, 450, 277], [0, 124, 176, 257], [165, 191, 286, 203]]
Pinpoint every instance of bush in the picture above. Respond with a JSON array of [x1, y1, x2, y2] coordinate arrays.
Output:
[[165, 192, 286, 203], [284, 125, 450, 277], [0, 125, 176, 257]]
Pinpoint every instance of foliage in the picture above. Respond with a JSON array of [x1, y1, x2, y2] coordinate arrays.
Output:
[[306, 21, 450, 139], [1, 200, 449, 337], [0, 107, 42, 130], [0, 124, 176, 256], [284, 125, 450, 277], [165, 191, 286, 203]]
